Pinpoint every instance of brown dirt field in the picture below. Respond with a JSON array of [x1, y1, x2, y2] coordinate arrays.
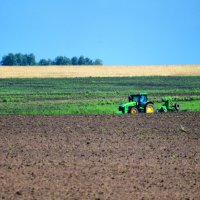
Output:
[[0, 65, 200, 78], [0, 113, 200, 200]]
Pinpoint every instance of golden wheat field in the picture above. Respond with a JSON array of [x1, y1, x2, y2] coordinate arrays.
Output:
[[0, 65, 200, 78]]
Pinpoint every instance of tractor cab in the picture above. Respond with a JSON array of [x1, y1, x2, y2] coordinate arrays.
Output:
[[128, 94, 148, 106]]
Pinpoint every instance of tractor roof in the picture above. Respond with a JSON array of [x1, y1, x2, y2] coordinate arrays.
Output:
[[130, 93, 147, 96]]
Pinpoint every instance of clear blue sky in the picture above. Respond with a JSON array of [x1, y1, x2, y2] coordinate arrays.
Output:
[[0, 0, 200, 65]]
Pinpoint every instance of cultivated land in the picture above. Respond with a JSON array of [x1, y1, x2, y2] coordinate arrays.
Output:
[[0, 114, 200, 199], [0, 76, 200, 114], [0, 66, 200, 199], [0, 65, 200, 78]]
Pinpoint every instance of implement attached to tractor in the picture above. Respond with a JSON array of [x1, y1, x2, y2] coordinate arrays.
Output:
[[118, 94, 155, 114], [157, 96, 180, 112]]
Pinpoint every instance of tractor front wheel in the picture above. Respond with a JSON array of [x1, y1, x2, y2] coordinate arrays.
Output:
[[130, 107, 139, 114], [145, 103, 155, 113]]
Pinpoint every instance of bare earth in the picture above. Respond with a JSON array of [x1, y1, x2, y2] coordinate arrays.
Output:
[[0, 113, 200, 199]]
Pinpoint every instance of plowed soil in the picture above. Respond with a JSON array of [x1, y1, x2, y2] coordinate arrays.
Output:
[[0, 113, 200, 200]]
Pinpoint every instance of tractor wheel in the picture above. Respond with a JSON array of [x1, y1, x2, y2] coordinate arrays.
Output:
[[145, 103, 155, 113], [174, 103, 180, 111], [130, 107, 139, 114]]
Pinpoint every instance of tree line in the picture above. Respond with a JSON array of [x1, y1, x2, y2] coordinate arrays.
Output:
[[0, 53, 103, 66]]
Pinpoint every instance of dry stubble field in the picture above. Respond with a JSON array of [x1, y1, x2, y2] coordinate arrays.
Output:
[[0, 65, 200, 78], [0, 114, 200, 199]]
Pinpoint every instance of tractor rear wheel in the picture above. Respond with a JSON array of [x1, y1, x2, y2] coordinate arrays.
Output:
[[130, 107, 139, 114], [145, 103, 155, 113]]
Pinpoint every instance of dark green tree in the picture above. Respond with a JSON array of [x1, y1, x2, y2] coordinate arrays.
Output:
[[78, 56, 85, 65], [1, 53, 17, 65], [84, 57, 93, 65], [94, 58, 103, 65], [15, 53, 23, 66], [55, 56, 71, 65], [71, 56, 78, 65], [21, 54, 28, 66], [63, 57, 71, 65], [0, 53, 103, 66], [38, 59, 52, 66], [27, 54, 36, 65]]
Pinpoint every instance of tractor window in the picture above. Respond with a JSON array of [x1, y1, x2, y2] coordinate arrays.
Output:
[[132, 96, 139, 102], [140, 95, 147, 103]]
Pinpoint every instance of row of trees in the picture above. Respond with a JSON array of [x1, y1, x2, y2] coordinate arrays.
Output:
[[0, 53, 103, 66]]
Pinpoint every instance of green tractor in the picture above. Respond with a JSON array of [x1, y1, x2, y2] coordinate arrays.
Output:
[[157, 96, 180, 112], [118, 94, 155, 114]]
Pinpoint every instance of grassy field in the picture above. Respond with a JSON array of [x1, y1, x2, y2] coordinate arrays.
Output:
[[0, 65, 200, 78], [0, 76, 199, 114]]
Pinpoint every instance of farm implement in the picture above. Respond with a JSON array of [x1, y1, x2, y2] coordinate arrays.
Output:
[[157, 96, 180, 113], [118, 94, 180, 114]]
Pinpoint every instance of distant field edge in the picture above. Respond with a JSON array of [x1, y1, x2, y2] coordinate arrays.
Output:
[[0, 64, 200, 78]]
